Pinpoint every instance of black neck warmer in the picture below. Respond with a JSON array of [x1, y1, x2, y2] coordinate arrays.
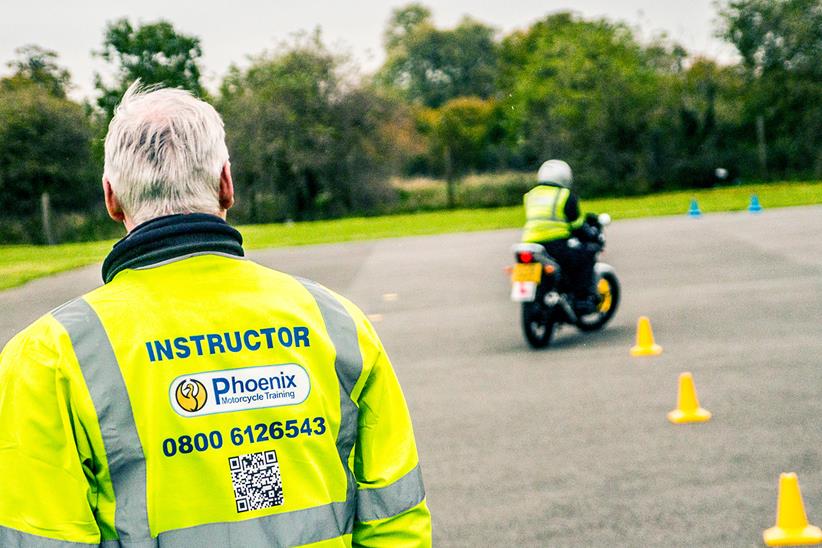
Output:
[[101, 213, 244, 284]]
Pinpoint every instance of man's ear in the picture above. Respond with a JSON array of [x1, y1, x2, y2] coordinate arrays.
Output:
[[219, 161, 235, 211], [103, 178, 126, 223]]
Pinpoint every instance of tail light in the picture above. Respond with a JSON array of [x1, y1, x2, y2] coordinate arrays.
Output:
[[544, 264, 555, 274], [518, 251, 534, 263]]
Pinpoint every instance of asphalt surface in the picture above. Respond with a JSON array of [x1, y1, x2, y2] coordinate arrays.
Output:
[[2, 206, 821, 546]]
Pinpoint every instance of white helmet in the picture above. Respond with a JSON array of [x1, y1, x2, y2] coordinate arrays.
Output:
[[537, 159, 573, 188]]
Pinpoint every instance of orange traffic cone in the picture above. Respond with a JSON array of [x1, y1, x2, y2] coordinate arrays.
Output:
[[764, 473, 822, 546], [667, 372, 711, 424], [630, 316, 662, 356]]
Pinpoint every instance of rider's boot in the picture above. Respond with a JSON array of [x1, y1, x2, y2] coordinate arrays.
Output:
[[574, 282, 600, 314]]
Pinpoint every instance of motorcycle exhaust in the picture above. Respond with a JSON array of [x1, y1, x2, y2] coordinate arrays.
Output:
[[543, 291, 577, 323]]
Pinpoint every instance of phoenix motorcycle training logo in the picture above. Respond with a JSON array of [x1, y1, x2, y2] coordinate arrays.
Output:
[[169, 364, 311, 417], [175, 378, 208, 412]]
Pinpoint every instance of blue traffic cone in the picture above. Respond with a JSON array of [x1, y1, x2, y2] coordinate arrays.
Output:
[[688, 198, 702, 218], [748, 194, 763, 213]]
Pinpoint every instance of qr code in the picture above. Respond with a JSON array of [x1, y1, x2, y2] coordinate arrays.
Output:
[[228, 450, 284, 513]]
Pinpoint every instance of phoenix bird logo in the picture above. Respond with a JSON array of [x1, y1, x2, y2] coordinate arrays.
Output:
[[175, 378, 208, 412]]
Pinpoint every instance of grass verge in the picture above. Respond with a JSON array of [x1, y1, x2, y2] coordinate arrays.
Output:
[[0, 240, 115, 291], [2, 180, 820, 291]]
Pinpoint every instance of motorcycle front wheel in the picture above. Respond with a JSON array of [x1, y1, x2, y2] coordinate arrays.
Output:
[[576, 272, 620, 332], [521, 302, 555, 348]]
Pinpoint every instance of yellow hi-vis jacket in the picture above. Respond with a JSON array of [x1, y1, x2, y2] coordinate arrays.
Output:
[[521, 184, 583, 243], [0, 254, 431, 547]]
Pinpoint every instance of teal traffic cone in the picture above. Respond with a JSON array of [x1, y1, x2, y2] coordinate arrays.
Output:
[[749, 194, 763, 213], [688, 198, 702, 218]]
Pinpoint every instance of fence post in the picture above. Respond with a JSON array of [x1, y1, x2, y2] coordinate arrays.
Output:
[[41, 191, 55, 245], [444, 146, 456, 209], [756, 114, 768, 179]]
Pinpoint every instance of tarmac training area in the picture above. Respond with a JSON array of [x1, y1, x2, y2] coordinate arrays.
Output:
[[1, 205, 821, 546]]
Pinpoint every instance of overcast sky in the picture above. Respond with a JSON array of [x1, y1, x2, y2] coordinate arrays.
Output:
[[1, 0, 737, 101]]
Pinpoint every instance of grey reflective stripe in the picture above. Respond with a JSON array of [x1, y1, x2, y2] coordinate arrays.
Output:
[[100, 499, 354, 548], [296, 280, 363, 396], [99, 540, 154, 548], [131, 251, 246, 272], [297, 279, 363, 508], [99, 541, 154, 548], [154, 500, 352, 548], [52, 298, 151, 545], [356, 465, 426, 522], [550, 187, 563, 221], [0, 525, 98, 548]]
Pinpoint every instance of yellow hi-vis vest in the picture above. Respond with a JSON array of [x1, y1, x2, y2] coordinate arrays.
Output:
[[522, 184, 574, 243], [0, 254, 431, 547]]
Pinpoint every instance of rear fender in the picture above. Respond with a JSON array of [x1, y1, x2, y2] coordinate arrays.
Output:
[[512, 243, 562, 276], [512, 243, 551, 263]]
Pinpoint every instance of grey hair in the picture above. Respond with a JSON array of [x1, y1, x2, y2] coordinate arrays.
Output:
[[104, 81, 229, 225]]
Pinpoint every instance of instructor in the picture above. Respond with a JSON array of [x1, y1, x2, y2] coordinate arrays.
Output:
[[0, 82, 431, 547]]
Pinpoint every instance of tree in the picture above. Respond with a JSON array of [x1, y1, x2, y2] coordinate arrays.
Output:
[[498, 13, 667, 195], [419, 97, 497, 207], [2, 45, 71, 98], [0, 85, 95, 242], [94, 19, 205, 119], [664, 59, 748, 187], [379, 6, 499, 107], [219, 34, 400, 222], [719, 0, 822, 177], [721, 0, 822, 78], [383, 3, 432, 52]]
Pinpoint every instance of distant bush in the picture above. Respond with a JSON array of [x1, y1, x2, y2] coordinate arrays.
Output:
[[385, 171, 532, 213], [0, 211, 124, 245]]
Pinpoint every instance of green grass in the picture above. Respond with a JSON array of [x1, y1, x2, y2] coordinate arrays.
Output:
[[2, 181, 821, 291], [0, 240, 116, 291], [582, 180, 822, 218]]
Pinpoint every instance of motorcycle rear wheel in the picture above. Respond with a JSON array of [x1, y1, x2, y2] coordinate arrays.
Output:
[[576, 272, 620, 332], [521, 302, 555, 348]]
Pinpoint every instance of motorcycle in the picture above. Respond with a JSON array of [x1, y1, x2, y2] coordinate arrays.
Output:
[[509, 213, 620, 348]]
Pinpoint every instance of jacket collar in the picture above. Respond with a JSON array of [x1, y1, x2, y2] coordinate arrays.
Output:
[[101, 213, 244, 284]]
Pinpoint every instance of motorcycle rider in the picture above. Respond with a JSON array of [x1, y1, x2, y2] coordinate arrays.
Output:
[[521, 159, 598, 313]]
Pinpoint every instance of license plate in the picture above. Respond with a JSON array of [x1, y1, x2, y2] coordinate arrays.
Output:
[[511, 263, 542, 283], [511, 281, 537, 302]]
